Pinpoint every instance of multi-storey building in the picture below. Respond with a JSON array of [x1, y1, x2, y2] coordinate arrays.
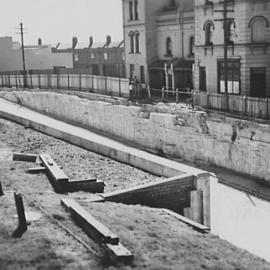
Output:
[[53, 36, 125, 78], [122, 0, 194, 89], [194, 0, 270, 98]]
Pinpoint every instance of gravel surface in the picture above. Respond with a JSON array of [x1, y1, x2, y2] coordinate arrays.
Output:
[[0, 118, 161, 193]]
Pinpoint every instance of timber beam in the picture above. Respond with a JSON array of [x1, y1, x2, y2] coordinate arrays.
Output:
[[61, 198, 133, 264]]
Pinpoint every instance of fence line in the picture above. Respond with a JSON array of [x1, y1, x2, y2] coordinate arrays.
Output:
[[1, 74, 269, 120], [147, 87, 270, 120], [0, 74, 130, 98]]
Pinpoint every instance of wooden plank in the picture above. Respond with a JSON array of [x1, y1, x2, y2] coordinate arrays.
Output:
[[13, 153, 37, 162], [162, 209, 210, 233], [105, 243, 134, 265], [13, 193, 28, 238], [61, 198, 119, 245], [39, 154, 69, 193], [65, 180, 105, 193], [26, 167, 47, 174]]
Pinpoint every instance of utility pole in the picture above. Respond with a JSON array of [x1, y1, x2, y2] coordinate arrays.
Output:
[[16, 22, 27, 88], [214, 0, 234, 111]]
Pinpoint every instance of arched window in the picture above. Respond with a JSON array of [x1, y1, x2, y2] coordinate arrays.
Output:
[[135, 31, 140, 53], [249, 16, 269, 43], [204, 20, 214, 45], [129, 31, 134, 53], [166, 37, 172, 57], [189, 36, 194, 56]]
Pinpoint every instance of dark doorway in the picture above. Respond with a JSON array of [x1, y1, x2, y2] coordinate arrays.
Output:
[[199, 67, 206, 92], [250, 67, 266, 98]]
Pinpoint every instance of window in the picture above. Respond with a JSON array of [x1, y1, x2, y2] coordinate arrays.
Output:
[[218, 59, 240, 94], [166, 37, 172, 57], [250, 67, 266, 98], [91, 53, 94, 59], [129, 1, 133, 21], [74, 53, 79, 62], [140, 66, 145, 83], [135, 32, 140, 53], [250, 17, 268, 43], [189, 36, 194, 56], [129, 31, 134, 53], [134, 0, 139, 20], [204, 21, 214, 45], [104, 53, 108, 60]]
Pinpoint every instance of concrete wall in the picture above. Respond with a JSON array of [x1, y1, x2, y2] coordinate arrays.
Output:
[[1, 90, 270, 182]]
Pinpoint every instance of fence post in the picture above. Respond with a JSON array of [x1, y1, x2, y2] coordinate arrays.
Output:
[[147, 85, 151, 99], [79, 74, 82, 91], [119, 77, 121, 97], [56, 74, 59, 90], [68, 74, 70, 90], [266, 98, 269, 120], [243, 95, 247, 116], [162, 87, 165, 101], [105, 76, 107, 95], [176, 88, 179, 103], [207, 93, 210, 109], [30, 74, 33, 89]]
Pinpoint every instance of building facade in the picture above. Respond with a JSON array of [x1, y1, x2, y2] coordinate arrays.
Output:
[[0, 37, 73, 73], [194, 0, 270, 98], [53, 37, 126, 78], [122, 0, 194, 89]]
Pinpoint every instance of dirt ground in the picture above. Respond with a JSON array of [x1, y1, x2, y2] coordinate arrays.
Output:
[[1, 118, 270, 270]]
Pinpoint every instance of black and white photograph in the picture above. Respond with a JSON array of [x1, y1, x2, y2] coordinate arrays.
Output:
[[0, 0, 270, 269]]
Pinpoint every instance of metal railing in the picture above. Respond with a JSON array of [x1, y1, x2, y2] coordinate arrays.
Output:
[[143, 87, 270, 120]]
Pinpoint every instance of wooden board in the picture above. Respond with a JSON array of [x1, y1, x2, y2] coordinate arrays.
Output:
[[26, 167, 47, 174], [13, 153, 38, 162], [105, 243, 134, 265], [61, 198, 119, 245], [39, 154, 69, 193], [162, 209, 210, 233], [65, 180, 105, 193]]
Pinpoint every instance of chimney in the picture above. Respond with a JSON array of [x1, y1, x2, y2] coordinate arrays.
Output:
[[89, 36, 93, 48], [38, 38, 42, 46], [103, 35, 111, 48], [72, 36, 78, 49]]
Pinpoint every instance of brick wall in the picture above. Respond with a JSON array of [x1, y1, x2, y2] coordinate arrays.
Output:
[[103, 175, 196, 214]]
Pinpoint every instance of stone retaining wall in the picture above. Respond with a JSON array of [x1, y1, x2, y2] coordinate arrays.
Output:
[[1, 90, 270, 181]]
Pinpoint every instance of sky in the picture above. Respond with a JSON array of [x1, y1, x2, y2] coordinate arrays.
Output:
[[1, 0, 123, 46]]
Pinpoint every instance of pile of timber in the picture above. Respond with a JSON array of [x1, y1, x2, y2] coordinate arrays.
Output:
[[61, 198, 133, 265], [13, 152, 105, 194]]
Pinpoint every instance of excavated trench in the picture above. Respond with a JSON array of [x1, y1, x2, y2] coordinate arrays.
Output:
[[1, 97, 270, 263]]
